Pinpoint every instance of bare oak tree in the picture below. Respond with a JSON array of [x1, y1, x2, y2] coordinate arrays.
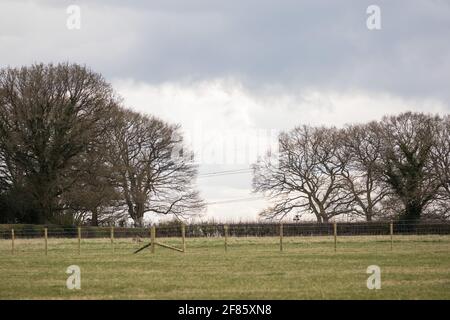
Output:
[[109, 109, 204, 227], [338, 123, 390, 221], [253, 126, 354, 222], [63, 137, 123, 226]]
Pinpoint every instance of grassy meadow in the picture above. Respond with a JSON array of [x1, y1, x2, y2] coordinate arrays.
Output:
[[0, 235, 449, 299]]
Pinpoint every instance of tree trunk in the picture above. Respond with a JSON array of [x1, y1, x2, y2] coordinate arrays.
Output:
[[402, 200, 422, 222], [91, 208, 99, 226], [134, 216, 144, 228], [133, 202, 145, 227], [399, 200, 422, 233]]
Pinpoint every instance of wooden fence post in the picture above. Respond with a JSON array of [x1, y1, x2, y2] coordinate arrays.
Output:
[[181, 224, 186, 253], [280, 223, 284, 252], [333, 222, 337, 252], [11, 229, 15, 255], [150, 226, 156, 254], [111, 226, 114, 252], [224, 225, 228, 252], [390, 221, 393, 251], [77, 227, 81, 255], [44, 228, 48, 256]]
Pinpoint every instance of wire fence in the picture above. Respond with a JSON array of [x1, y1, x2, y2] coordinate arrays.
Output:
[[1, 221, 450, 238], [0, 220, 449, 256]]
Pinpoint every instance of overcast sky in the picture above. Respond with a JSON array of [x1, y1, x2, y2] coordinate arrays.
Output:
[[1, 0, 449, 222]]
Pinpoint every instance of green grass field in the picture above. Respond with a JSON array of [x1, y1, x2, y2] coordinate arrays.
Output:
[[0, 235, 449, 299]]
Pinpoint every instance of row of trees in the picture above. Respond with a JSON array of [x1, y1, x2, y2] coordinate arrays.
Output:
[[0, 63, 448, 226], [253, 112, 450, 222], [0, 63, 204, 226]]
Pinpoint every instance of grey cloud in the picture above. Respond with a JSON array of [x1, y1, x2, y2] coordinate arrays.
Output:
[[2, 0, 449, 221], [1, 0, 450, 105]]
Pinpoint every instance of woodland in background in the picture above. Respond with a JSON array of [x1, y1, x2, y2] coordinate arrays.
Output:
[[0, 63, 448, 226], [253, 112, 450, 222]]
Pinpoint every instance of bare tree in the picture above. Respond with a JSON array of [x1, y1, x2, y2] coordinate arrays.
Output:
[[109, 109, 204, 227], [338, 123, 390, 221], [63, 140, 123, 226], [253, 126, 354, 222], [0, 63, 117, 223]]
